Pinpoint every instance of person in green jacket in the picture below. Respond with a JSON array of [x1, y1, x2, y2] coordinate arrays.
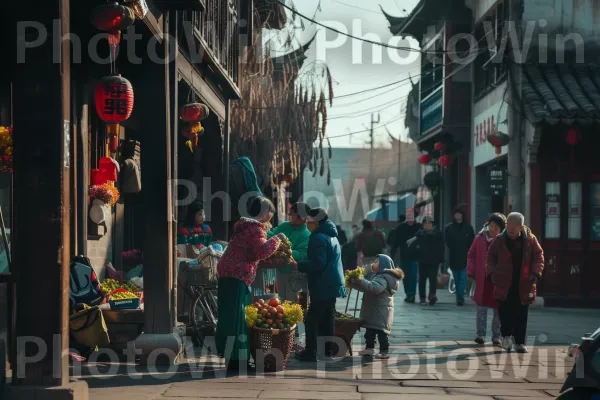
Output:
[[268, 202, 312, 302]]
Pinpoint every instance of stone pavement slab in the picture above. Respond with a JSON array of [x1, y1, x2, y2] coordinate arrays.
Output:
[[357, 385, 445, 394], [447, 388, 550, 397], [258, 390, 360, 399], [401, 379, 483, 388], [162, 387, 261, 398], [361, 395, 494, 400]]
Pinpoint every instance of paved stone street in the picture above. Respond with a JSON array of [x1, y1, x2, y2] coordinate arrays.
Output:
[[79, 289, 599, 399]]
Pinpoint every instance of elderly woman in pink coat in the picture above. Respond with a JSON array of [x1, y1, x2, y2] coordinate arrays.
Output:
[[467, 213, 506, 346]]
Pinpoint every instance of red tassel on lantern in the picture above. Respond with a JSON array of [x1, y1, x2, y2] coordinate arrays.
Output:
[[434, 142, 445, 152]]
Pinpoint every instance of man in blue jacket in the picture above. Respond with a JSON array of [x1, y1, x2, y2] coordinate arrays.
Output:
[[294, 208, 346, 361]]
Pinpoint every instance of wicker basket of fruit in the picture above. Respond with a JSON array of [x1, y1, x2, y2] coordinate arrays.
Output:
[[334, 311, 362, 356], [246, 298, 303, 371]]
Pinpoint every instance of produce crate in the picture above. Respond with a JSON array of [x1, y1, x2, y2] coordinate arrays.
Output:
[[250, 325, 296, 372], [109, 298, 141, 310]]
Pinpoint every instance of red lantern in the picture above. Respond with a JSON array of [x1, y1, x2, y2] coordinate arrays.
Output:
[[434, 142, 445, 152], [565, 128, 581, 162], [90, 3, 136, 32], [418, 154, 433, 165], [95, 74, 133, 154], [438, 155, 451, 169], [95, 75, 134, 123], [487, 132, 510, 158], [180, 103, 210, 122]]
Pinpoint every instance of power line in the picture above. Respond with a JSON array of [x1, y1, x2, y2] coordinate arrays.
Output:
[[275, 0, 488, 56]]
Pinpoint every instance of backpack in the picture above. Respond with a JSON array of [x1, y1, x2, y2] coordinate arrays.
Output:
[[69, 256, 103, 310]]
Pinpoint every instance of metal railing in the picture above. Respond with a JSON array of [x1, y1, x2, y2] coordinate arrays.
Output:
[[186, 0, 240, 88]]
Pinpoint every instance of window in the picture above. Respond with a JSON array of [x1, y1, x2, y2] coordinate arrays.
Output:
[[590, 184, 600, 240], [545, 182, 560, 239], [473, 2, 508, 100], [568, 182, 582, 239]]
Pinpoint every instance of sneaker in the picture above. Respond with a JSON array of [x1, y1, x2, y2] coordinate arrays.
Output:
[[492, 338, 502, 347], [295, 349, 317, 362], [457, 298, 465, 306], [502, 337, 513, 352], [515, 344, 528, 353], [358, 348, 375, 356], [474, 336, 485, 345], [429, 296, 438, 306], [404, 295, 415, 303], [420, 299, 428, 306], [376, 351, 390, 359]]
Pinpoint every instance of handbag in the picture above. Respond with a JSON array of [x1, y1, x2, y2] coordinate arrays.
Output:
[[69, 304, 110, 349], [437, 273, 450, 289]]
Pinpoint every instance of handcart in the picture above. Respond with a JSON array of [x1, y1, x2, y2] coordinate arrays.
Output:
[[334, 287, 363, 356]]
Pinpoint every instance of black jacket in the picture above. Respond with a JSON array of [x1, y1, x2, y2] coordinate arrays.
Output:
[[444, 222, 475, 269], [388, 222, 422, 263], [411, 228, 445, 266], [341, 239, 358, 270]]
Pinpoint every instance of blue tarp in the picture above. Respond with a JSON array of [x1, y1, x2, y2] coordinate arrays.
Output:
[[365, 193, 415, 222]]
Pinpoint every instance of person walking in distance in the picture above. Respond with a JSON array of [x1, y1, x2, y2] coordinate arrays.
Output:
[[445, 208, 475, 306], [388, 208, 421, 303], [486, 212, 544, 353], [467, 213, 506, 346], [410, 216, 444, 306], [356, 220, 386, 270], [294, 208, 346, 361]]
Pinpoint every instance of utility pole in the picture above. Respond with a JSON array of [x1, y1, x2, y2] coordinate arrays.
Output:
[[369, 113, 380, 177]]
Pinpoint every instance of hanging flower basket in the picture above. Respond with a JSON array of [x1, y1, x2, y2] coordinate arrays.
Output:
[[89, 183, 119, 207], [0, 126, 13, 173]]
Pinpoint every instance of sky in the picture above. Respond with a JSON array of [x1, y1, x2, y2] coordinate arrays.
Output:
[[266, 0, 421, 148]]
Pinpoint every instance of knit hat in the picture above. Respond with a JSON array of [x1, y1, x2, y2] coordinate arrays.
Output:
[[376, 254, 394, 272], [423, 216, 434, 223]]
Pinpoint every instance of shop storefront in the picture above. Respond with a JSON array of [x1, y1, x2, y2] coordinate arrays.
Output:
[[470, 85, 509, 230]]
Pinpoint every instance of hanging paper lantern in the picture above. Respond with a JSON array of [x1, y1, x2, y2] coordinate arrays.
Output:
[[91, 3, 135, 55], [90, 3, 136, 32], [180, 103, 210, 122], [487, 132, 510, 157], [565, 128, 581, 162], [95, 75, 134, 123], [433, 142, 445, 152], [95, 74, 134, 154], [438, 155, 451, 169], [418, 154, 433, 165]]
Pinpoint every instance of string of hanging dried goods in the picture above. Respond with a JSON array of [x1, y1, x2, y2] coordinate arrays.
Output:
[[229, 9, 334, 188]]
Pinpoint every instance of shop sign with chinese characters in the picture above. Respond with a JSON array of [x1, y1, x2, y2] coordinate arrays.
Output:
[[473, 100, 508, 166], [488, 167, 507, 196]]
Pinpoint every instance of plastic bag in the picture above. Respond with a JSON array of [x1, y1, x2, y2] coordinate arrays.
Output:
[[124, 264, 143, 282], [129, 276, 143, 289]]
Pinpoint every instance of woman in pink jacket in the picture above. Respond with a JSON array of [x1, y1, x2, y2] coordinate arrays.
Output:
[[467, 213, 506, 346]]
